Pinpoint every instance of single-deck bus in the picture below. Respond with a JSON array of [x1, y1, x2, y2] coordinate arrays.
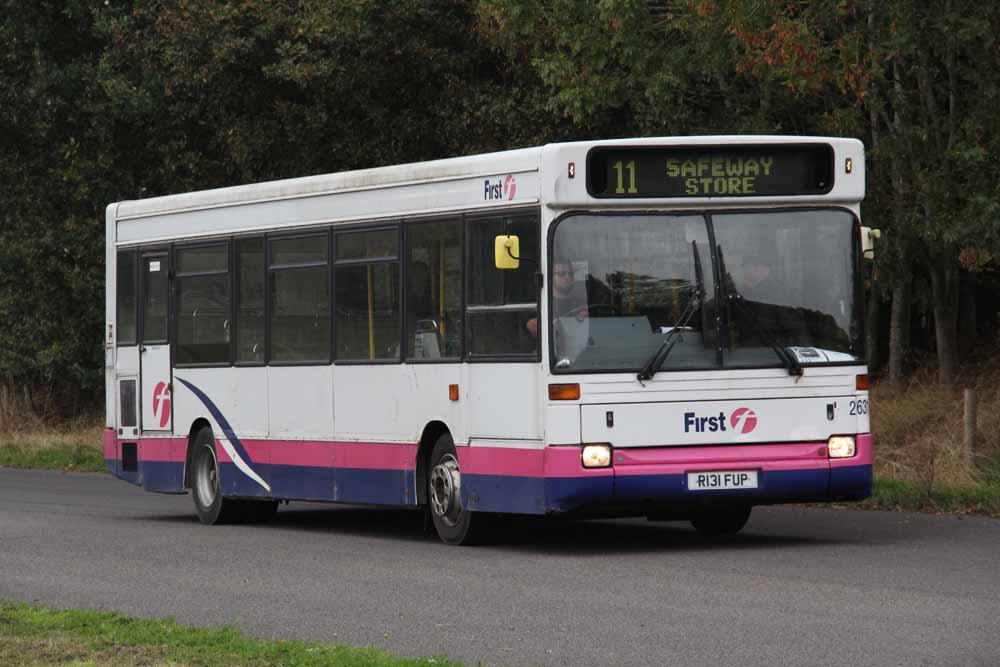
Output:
[[104, 137, 873, 544]]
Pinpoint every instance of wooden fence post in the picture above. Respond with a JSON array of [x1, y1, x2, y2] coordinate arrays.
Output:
[[964, 388, 977, 468]]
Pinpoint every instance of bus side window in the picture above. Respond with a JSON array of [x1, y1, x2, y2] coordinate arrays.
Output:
[[406, 220, 462, 360], [176, 243, 231, 365], [270, 233, 330, 363], [334, 228, 400, 362], [116, 249, 137, 345], [236, 237, 265, 363], [466, 215, 539, 358]]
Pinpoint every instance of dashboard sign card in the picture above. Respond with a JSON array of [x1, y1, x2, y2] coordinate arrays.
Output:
[[687, 470, 759, 491], [587, 144, 834, 198]]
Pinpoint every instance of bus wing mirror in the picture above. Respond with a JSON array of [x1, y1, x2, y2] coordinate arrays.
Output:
[[494, 235, 520, 269], [861, 227, 881, 260]]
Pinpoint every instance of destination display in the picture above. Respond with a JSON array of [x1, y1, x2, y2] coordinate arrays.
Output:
[[587, 144, 834, 198]]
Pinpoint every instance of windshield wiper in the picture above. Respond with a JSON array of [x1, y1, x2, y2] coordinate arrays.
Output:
[[717, 244, 802, 377], [637, 289, 701, 385], [637, 241, 708, 384], [727, 291, 803, 376], [692, 239, 706, 315]]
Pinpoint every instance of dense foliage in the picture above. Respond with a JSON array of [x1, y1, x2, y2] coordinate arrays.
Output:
[[2, 1, 998, 418]]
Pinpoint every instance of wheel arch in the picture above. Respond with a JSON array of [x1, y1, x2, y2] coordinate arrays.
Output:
[[415, 420, 451, 506]]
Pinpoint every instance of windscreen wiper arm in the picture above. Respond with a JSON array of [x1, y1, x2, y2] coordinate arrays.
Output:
[[692, 239, 706, 314], [637, 285, 699, 383], [727, 289, 803, 376], [715, 243, 801, 376], [637, 242, 707, 384]]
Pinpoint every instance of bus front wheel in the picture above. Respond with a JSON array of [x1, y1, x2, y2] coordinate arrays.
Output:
[[428, 434, 482, 545], [690, 505, 752, 537]]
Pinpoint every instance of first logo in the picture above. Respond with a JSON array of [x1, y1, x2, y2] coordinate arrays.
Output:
[[152, 381, 171, 428]]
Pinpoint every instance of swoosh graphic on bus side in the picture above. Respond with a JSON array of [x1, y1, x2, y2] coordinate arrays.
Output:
[[174, 377, 271, 493]]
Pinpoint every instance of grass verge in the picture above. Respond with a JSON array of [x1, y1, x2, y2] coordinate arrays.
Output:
[[866, 363, 1000, 518], [858, 476, 1000, 517], [0, 601, 461, 667], [0, 426, 105, 472]]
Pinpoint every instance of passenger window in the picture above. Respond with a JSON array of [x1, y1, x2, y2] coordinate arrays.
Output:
[[269, 233, 330, 363], [141, 254, 169, 343], [119, 379, 137, 428], [116, 250, 137, 345], [406, 221, 462, 360], [236, 237, 265, 363], [466, 215, 539, 357], [175, 244, 230, 365], [335, 228, 400, 361]]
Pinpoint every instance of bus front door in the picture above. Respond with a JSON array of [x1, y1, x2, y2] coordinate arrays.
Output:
[[139, 251, 173, 432]]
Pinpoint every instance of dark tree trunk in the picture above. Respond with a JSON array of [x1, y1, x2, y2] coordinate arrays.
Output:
[[888, 273, 911, 384], [930, 259, 960, 385], [958, 273, 976, 360], [866, 275, 882, 375]]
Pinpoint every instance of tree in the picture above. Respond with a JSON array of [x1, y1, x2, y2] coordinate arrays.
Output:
[[0, 0, 552, 419], [0, 1, 110, 419]]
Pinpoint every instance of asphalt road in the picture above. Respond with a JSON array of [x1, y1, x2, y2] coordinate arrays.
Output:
[[1, 468, 999, 666]]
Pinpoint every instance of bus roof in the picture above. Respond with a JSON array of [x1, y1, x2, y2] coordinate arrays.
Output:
[[110, 136, 863, 246], [114, 136, 863, 219], [114, 145, 543, 220]]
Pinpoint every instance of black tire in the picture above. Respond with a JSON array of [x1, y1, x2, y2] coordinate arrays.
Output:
[[427, 434, 484, 545], [190, 426, 243, 525], [690, 505, 752, 537]]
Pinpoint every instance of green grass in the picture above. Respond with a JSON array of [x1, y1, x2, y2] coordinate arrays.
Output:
[[0, 440, 105, 472], [0, 601, 463, 667], [860, 476, 1000, 517]]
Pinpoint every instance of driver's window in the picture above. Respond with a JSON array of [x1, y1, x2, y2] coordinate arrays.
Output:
[[465, 215, 539, 358]]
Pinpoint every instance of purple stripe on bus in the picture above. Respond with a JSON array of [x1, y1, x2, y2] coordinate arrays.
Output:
[[106, 456, 872, 512], [174, 376, 260, 470]]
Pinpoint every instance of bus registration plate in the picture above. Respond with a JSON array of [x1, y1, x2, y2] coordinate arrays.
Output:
[[687, 470, 759, 491]]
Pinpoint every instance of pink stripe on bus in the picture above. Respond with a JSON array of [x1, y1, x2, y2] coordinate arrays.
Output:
[[242, 439, 417, 471], [613, 441, 828, 477], [544, 446, 614, 478], [138, 438, 187, 462], [459, 446, 544, 477], [115, 434, 872, 478], [103, 429, 116, 459], [457, 445, 615, 479]]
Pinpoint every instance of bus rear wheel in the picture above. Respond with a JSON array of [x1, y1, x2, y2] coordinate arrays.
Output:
[[428, 434, 482, 545], [690, 505, 752, 537], [190, 426, 243, 525]]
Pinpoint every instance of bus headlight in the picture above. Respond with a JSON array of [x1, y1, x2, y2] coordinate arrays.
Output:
[[827, 436, 856, 459], [582, 444, 612, 468]]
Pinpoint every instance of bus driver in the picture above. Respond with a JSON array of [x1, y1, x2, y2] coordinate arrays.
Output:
[[526, 260, 591, 363], [526, 260, 589, 338]]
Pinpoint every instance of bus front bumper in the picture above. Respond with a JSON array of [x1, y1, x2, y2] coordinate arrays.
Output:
[[462, 434, 872, 515]]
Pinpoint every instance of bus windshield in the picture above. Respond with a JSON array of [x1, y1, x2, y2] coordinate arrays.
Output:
[[549, 209, 863, 373]]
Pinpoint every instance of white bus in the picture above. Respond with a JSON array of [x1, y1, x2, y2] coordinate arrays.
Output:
[[104, 137, 873, 544]]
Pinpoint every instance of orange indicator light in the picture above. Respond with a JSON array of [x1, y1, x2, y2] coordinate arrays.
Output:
[[548, 383, 581, 401]]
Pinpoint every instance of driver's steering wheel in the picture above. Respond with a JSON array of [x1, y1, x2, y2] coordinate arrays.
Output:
[[559, 303, 618, 320], [582, 303, 619, 317]]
